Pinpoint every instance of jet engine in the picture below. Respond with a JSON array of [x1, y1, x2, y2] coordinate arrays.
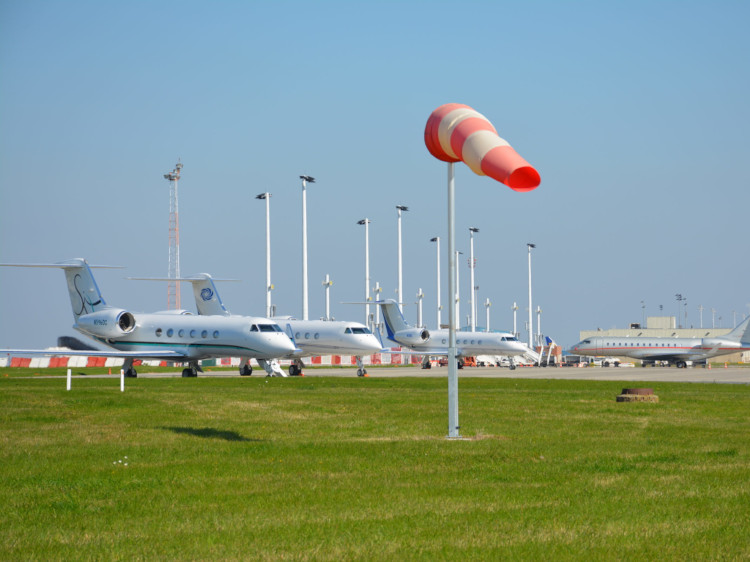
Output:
[[394, 328, 430, 345], [76, 309, 136, 338]]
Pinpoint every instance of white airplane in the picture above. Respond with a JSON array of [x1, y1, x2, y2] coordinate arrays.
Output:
[[0, 259, 298, 377], [171, 273, 383, 376], [570, 316, 750, 368], [375, 299, 529, 369]]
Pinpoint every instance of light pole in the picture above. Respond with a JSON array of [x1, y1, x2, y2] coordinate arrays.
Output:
[[485, 298, 491, 332], [322, 274, 333, 320], [416, 288, 424, 328], [396, 205, 408, 312], [373, 282, 382, 333], [512, 301, 519, 339], [358, 219, 371, 327], [455, 250, 463, 330], [641, 300, 645, 326], [675, 293, 684, 328], [536, 305, 542, 349], [300, 175, 315, 320], [469, 227, 479, 332], [430, 237, 441, 328], [698, 304, 704, 329], [256, 192, 273, 317], [527, 243, 536, 349]]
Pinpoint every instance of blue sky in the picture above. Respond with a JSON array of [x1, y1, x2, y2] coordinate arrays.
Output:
[[1, 0, 749, 350]]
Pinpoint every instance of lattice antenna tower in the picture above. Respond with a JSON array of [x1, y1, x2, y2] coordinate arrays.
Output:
[[163, 161, 182, 309]]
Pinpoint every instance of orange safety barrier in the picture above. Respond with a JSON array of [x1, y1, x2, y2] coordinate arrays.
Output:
[[49, 357, 69, 368]]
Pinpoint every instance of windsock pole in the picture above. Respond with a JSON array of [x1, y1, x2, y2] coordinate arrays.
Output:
[[446, 162, 459, 438], [425, 103, 540, 440]]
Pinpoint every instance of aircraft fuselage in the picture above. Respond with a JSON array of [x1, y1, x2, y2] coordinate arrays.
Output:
[[80, 311, 296, 361]]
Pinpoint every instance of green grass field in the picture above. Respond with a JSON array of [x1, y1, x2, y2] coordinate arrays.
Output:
[[1, 372, 748, 560]]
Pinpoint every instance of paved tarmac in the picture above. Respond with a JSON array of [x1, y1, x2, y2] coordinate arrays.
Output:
[[20, 365, 750, 384]]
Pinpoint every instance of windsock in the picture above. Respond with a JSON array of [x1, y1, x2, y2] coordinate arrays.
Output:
[[424, 103, 540, 192]]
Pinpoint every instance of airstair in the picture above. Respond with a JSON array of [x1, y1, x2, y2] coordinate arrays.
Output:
[[520, 347, 541, 365]]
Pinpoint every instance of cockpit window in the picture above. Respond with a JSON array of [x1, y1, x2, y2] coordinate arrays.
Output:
[[258, 324, 282, 333], [344, 328, 352, 334], [351, 327, 371, 334], [250, 325, 259, 332], [583, 339, 591, 344]]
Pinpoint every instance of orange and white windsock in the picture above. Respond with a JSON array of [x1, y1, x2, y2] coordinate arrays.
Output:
[[424, 103, 540, 192]]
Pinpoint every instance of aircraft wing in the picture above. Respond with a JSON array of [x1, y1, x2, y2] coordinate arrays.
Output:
[[0, 349, 185, 359], [630, 349, 702, 362], [384, 347, 465, 357]]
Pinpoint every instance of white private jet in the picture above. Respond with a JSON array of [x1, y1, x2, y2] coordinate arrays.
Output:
[[570, 316, 750, 368], [375, 299, 529, 369], [170, 273, 383, 376], [0, 259, 297, 377]]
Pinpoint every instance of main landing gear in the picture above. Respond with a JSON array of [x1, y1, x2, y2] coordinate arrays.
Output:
[[122, 358, 138, 378], [181, 362, 202, 377], [240, 358, 253, 377], [288, 359, 305, 376]]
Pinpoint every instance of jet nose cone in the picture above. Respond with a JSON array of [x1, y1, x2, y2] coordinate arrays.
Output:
[[363, 335, 383, 353], [268, 333, 297, 354]]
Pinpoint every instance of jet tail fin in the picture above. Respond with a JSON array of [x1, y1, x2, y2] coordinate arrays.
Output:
[[372, 299, 410, 342], [726, 315, 750, 344], [1, 259, 118, 322], [128, 274, 237, 316], [185, 274, 232, 316]]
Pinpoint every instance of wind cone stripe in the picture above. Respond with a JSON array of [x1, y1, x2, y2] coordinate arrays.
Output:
[[424, 103, 541, 192]]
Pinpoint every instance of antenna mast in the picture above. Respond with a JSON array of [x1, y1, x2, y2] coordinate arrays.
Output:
[[164, 161, 182, 309]]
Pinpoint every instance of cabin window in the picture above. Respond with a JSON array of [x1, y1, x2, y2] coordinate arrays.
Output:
[[295, 332, 301, 339], [213, 331, 219, 338], [305, 332, 311, 339], [478, 340, 483, 345], [178, 329, 185, 338], [442, 339, 447, 344], [167, 329, 174, 338], [314, 333, 320, 339], [190, 330, 196, 338], [155, 328, 163, 337], [201, 330, 208, 338]]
